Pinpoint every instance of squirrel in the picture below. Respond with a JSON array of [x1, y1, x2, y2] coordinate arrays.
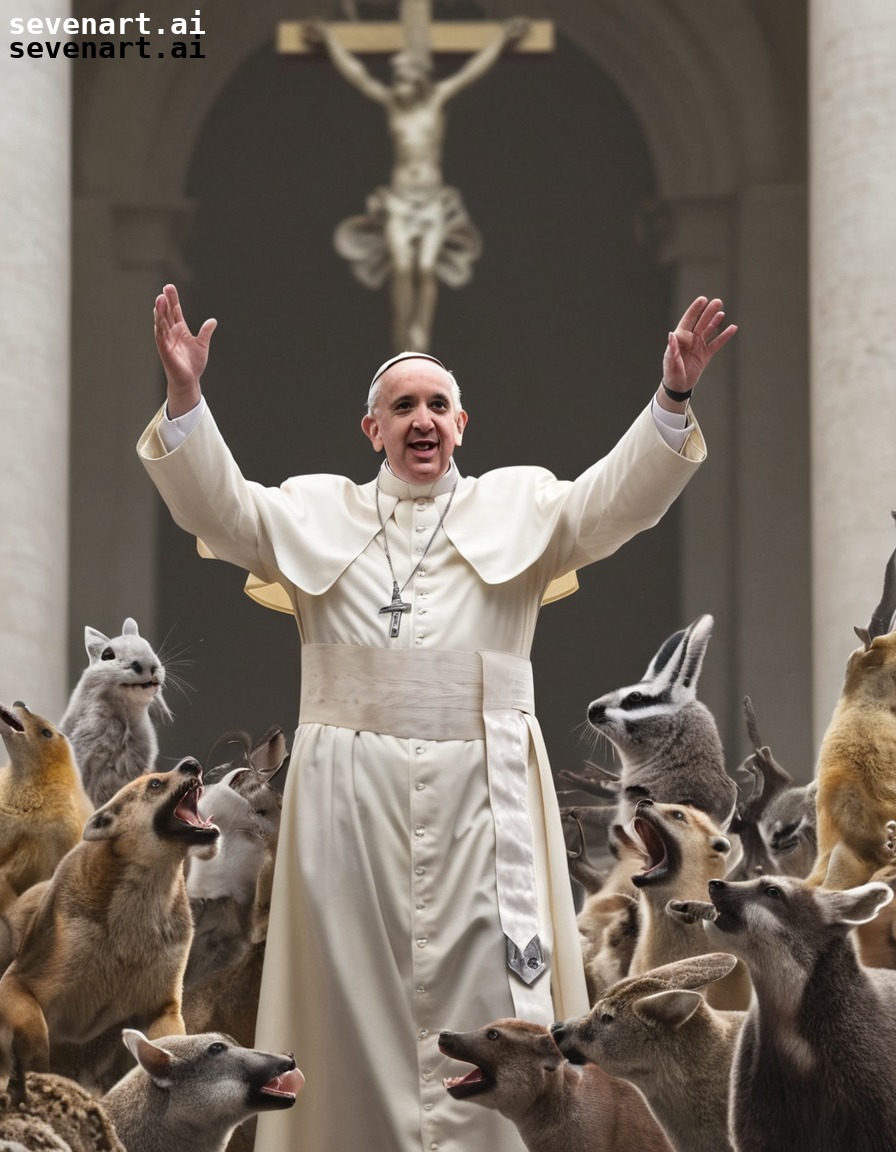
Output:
[[59, 618, 170, 808]]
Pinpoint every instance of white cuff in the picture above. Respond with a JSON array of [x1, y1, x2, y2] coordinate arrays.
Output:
[[650, 397, 692, 454], [159, 397, 206, 452]]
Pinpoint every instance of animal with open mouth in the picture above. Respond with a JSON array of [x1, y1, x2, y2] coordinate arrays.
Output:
[[670, 874, 896, 1152], [616, 799, 750, 1009], [551, 952, 744, 1152], [102, 1028, 302, 1152], [0, 759, 219, 1093], [0, 701, 93, 910], [60, 617, 171, 808], [439, 1017, 672, 1152]]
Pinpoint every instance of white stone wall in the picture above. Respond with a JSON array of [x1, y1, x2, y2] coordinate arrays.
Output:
[[0, 1, 70, 719]]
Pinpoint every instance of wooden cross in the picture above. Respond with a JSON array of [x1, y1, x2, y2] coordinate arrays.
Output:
[[277, 5, 554, 59], [379, 581, 412, 638]]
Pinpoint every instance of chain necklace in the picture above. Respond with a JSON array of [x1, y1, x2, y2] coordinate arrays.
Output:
[[374, 476, 458, 638]]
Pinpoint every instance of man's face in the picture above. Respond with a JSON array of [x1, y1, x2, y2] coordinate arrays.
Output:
[[362, 359, 468, 485]]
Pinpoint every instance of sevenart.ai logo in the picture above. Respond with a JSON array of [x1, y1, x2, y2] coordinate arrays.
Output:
[[9, 9, 206, 59]]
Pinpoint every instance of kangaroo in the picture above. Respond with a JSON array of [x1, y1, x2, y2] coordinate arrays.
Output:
[[101, 1029, 302, 1152], [617, 799, 750, 1009], [0, 702, 92, 909], [582, 615, 737, 828], [552, 952, 744, 1152], [679, 874, 896, 1152], [439, 1017, 672, 1152], [60, 617, 170, 808], [0, 760, 219, 1092]]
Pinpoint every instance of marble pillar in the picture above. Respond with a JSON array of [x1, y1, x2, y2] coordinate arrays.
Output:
[[0, 4, 71, 719], [810, 0, 896, 745]]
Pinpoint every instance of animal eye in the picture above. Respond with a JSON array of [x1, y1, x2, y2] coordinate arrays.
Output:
[[41, 728, 54, 738], [486, 1029, 499, 1041], [672, 810, 686, 821], [101, 647, 115, 660], [599, 1013, 614, 1025], [149, 779, 163, 790], [764, 885, 781, 899], [627, 692, 643, 704], [207, 1041, 227, 1054]]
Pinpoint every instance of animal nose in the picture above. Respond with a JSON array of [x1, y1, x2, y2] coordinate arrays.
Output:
[[550, 1022, 566, 1042], [708, 879, 725, 893], [177, 758, 203, 779], [587, 702, 606, 724], [635, 798, 654, 811]]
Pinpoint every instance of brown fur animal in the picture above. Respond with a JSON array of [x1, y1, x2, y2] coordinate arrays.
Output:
[[0, 703, 93, 911], [0, 1069, 125, 1151], [552, 953, 744, 1152], [618, 799, 750, 1009], [439, 1017, 672, 1152], [808, 526, 896, 890], [0, 759, 219, 1091]]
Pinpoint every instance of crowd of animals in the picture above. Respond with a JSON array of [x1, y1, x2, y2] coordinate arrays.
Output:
[[0, 620, 300, 1151], [2, 519, 896, 1151], [441, 525, 896, 1152]]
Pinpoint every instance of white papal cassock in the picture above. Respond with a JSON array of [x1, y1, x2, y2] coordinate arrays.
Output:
[[137, 400, 704, 1152]]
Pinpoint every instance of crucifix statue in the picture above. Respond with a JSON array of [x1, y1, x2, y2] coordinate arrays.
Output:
[[282, 2, 550, 352]]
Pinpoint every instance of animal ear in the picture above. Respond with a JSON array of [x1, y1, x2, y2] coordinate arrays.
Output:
[[818, 882, 894, 926], [650, 950, 738, 989], [84, 626, 110, 660], [251, 726, 289, 779], [122, 618, 140, 636], [122, 1029, 174, 1088], [642, 614, 713, 698], [83, 803, 119, 841], [633, 989, 703, 1028]]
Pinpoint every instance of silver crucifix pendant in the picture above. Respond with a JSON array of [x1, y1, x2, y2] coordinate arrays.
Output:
[[379, 581, 412, 638]]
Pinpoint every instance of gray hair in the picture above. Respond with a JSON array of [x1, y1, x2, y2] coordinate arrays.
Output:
[[366, 354, 462, 415]]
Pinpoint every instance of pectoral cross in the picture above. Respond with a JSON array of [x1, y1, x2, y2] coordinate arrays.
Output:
[[380, 581, 412, 638]]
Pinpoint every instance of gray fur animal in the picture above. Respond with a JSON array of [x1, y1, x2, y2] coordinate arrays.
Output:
[[185, 727, 285, 988], [583, 615, 737, 827], [439, 1017, 672, 1152], [727, 697, 816, 880], [680, 874, 896, 1151], [102, 1029, 302, 1152], [552, 953, 744, 1152], [59, 618, 170, 807]]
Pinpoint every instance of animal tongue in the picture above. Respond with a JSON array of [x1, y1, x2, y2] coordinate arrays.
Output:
[[261, 1068, 304, 1098]]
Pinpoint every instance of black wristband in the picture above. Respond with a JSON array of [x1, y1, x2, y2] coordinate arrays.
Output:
[[662, 382, 693, 403]]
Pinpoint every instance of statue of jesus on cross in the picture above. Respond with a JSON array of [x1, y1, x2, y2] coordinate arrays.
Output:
[[303, 6, 531, 352]]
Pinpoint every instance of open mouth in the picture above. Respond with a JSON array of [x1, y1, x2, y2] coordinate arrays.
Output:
[[409, 439, 438, 455], [174, 782, 216, 831], [0, 703, 25, 734], [630, 815, 671, 887], [442, 1064, 493, 1100], [260, 1067, 304, 1101]]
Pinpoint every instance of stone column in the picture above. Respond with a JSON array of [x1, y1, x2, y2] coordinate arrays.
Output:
[[810, 0, 896, 746], [0, 4, 71, 719]]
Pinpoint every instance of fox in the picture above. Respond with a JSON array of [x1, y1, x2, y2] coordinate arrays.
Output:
[[0, 759, 219, 1091], [675, 874, 896, 1152]]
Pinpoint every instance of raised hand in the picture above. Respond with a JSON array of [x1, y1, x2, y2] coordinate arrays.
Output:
[[661, 296, 737, 404], [153, 283, 217, 417]]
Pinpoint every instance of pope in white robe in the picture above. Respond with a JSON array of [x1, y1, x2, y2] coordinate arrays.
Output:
[[138, 286, 736, 1152]]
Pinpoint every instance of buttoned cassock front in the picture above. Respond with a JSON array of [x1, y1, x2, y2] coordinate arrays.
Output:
[[137, 401, 704, 1152]]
